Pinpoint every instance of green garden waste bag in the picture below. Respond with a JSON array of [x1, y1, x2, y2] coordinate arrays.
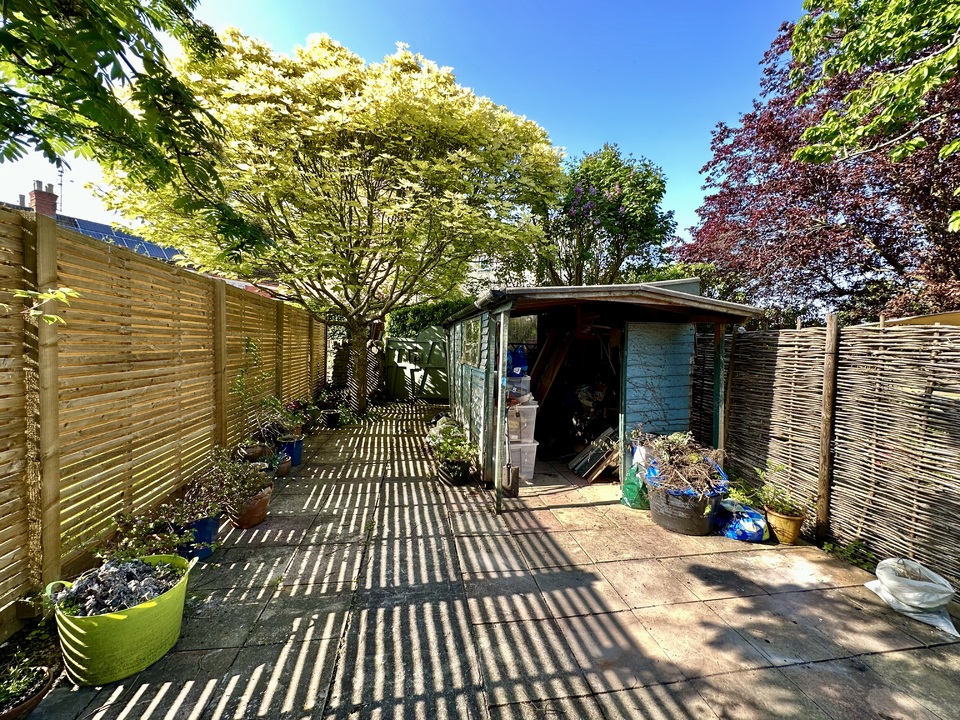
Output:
[[621, 464, 649, 510]]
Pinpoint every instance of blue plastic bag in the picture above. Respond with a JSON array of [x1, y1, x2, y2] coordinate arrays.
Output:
[[714, 499, 769, 542]]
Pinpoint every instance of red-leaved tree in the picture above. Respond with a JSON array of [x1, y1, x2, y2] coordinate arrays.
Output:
[[682, 24, 960, 322]]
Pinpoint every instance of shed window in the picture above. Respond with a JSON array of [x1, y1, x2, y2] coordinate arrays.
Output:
[[461, 318, 481, 368]]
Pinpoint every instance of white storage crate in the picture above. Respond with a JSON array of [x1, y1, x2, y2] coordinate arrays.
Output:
[[507, 402, 538, 442], [505, 375, 531, 400], [508, 440, 539, 481]]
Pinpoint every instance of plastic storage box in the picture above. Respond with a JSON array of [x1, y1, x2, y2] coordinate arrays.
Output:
[[507, 402, 538, 442], [508, 440, 539, 481], [505, 375, 531, 401]]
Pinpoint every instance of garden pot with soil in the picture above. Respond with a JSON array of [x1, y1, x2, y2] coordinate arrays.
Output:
[[278, 435, 304, 466], [178, 515, 221, 561], [273, 454, 292, 478], [0, 667, 53, 720], [228, 484, 274, 529], [754, 477, 807, 545], [437, 460, 471, 487], [764, 507, 805, 544], [46, 555, 196, 686]]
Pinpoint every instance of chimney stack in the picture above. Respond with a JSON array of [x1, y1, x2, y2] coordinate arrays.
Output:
[[29, 179, 58, 217]]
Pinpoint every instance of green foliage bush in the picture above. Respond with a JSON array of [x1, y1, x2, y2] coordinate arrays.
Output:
[[386, 298, 473, 338]]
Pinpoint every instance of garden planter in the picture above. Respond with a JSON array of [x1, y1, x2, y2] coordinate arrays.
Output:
[[228, 484, 274, 529], [647, 487, 721, 535], [275, 455, 292, 477], [765, 507, 804, 544], [238, 443, 269, 461], [46, 555, 196, 687], [438, 461, 471, 487], [279, 436, 304, 466], [0, 667, 53, 720], [178, 515, 221, 561], [320, 409, 340, 429]]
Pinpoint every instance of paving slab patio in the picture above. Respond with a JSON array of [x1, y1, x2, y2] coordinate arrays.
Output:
[[33, 404, 960, 719]]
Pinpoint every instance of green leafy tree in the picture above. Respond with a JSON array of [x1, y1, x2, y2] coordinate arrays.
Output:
[[792, 1, 960, 230], [495, 144, 674, 286], [101, 32, 562, 413]]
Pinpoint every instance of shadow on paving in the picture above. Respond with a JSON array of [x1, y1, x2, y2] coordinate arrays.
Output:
[[31, 403, 960, 720]]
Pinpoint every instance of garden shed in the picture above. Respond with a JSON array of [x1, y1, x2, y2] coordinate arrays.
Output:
[[444, 280, 761, 510]]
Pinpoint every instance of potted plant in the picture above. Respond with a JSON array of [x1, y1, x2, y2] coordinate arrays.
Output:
[[45, 554, 197, 686], [268, 452, 292, 478], [427, 420, 476, 486], [640, 432, 728, 536], [754, 468, 807, 544], [0, 653, 54, 720], [276, 433, 305, 466], [220, 451, 275, 528]]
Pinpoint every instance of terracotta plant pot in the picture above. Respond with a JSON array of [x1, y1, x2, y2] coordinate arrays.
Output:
[[765, 507, 805, 544], [238, 443, 267, 461], [275, 456, 292, 477], [229, 484, 274, 529], [0, 667, 53, 720]]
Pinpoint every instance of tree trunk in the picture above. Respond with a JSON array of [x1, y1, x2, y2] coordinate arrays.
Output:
[[347, 322, 369, 415]]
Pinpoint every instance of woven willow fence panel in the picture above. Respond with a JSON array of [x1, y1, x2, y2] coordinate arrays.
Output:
[[831, 325, 960, 587], [0, 210, 324, 641], [724, 329, 826, 529], [0, 209, 30, 636]]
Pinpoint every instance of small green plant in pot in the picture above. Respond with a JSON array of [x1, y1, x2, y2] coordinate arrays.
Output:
[[754, 463, 807, 544], [0, 649, 54, 719], [216, 448, 274, 529], [427, 420, 476, 486]]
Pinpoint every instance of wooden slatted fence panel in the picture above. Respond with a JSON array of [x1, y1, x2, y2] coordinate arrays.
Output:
[[312, 319, 327, 393], [0, 208, 31, 639], [282, 309, 310, 402], [723, 329, 825, 529], [831, 325, 960, 588], [224, 286, 277, 446], [56, 230, 216, 566]]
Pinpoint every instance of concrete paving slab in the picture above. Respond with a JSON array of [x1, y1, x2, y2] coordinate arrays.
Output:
[[374, 499, 448, 538], [553, 610, 685, 693], [449, 508, 508, 536], [378, 478, 444, 506], [455, 532, 528, 573], [689, 667, 830, 719], [272, 485, 381, 514], [633, 602, 770, 679], [246, 584, 351, 645], [599, 558, 701, 608], [781, 656, 942, 720], [833, 584, 960, 647], [327, 598, 483, 720], [36, 647, 240, 720], [189, 545, 296, 592], [488, 695, 607, 720], [290, 462, 389, 483], [391, 457, 437, 478], [531, 488, 589, 509], [571, 528, 659, 564], [443, 484, 498, 513], [861, 645, 960, 719], [218, 513, 314, 548], [312, 450, 394, 465], [515, 531, 592, 570], [502, 508, 567, 534], [283, 542, 365, 589], [201, 637, 338, 719], [594, 682, 720, 720], [462, 570, 552, 624], [361, 536, 460, 591], [705, 592, 848, 667], [549, 506, 609, 532], [532, 567, 629, 617], [306, 506, 377, 544], [473, 618, 591, 705], [178, 587, 272, 651], [656, 553, 771, 601]]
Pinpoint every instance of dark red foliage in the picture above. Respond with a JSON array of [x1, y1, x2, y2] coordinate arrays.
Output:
[[682, 23, 960, 322]]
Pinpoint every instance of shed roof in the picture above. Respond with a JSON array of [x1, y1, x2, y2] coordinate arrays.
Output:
[[446, 279, 762, 325]]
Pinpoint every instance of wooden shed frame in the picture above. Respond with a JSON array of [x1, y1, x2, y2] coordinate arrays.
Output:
[[444, 279, 761, 512]]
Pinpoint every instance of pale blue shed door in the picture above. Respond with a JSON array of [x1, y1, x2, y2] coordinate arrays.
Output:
[[623, 322, 696, 435]]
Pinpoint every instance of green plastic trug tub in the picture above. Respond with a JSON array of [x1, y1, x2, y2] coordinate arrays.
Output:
[[47, 554, 197, 686]]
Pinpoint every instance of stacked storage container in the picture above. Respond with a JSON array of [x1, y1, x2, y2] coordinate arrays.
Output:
[[506, 375, 538, 480]]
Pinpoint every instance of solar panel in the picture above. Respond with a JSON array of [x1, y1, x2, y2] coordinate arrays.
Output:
[[61, 215, 182, 262]]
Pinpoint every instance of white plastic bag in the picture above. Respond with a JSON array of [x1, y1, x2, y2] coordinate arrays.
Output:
[[865, 558, 959, 637]]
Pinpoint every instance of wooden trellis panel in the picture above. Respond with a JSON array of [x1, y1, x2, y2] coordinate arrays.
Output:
[[282, 308, 311, 402]]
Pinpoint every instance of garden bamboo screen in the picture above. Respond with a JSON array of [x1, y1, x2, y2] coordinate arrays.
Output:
[[696, 324, 960, 589], [0, 210, 325, 642]]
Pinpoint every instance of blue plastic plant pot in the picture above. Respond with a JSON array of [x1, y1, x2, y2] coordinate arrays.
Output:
[[280, 436, 304, 466], [180, 515, 221, 561]]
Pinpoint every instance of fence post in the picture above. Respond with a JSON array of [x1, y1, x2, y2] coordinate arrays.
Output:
[[213, 281, 228, 446], [817, 314, 840, 542], [275, 302, 284, 399], [712, 324, 726, 448], [24, 214, 61, 586]]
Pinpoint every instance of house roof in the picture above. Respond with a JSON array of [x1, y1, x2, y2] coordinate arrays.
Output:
[[445, 279, 762, 325]]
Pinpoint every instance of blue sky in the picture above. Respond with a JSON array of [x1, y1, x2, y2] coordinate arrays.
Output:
[[1, 0, 801, 238]]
